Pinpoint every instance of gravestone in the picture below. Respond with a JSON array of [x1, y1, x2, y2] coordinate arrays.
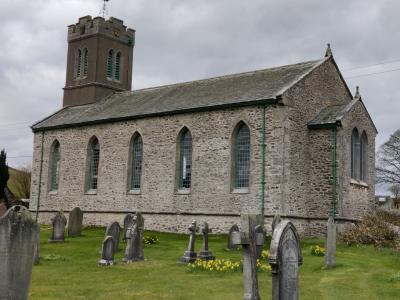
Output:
[[198, 222, 215, 261], [105, 221, 121, 253], [179, 220, 197, 263], [255, 224, 266, 259], [231, 214, 265, 300], [325, 216, 336, 268], [269, 218, 303, 300], [98, 236, 116, 266], [68, 207, 83, 237], [271, 214, 281, 232], [0, 206, 39, 300], [123, 213, 144, 262], [226, 224, 240, 250], [123, 213, 135, 241], [49, 211, 67, 242]]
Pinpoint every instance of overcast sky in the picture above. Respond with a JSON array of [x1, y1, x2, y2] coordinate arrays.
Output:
[[0, 0, 399, 189]]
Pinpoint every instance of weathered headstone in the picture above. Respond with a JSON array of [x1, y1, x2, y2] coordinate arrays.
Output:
[[123, 213, 135, 241], [226, 224, 240, 250], [179, 220, 197, 263], [271, 214, 281, 232], [123, 213, 144, 262], [0, 206, 39, 300], [325, 216, 336, 268], [68, 207, 83, 237], [255, 224, 266, 259], [231, 214, 265, 300], [98, 236, 116, 266], [198, 222, 215, 261], [49, 211, 67, 242], [105, 221, 121, 253], [269, 217, 303, 300]]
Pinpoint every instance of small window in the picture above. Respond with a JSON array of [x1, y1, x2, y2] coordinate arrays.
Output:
[[233, 122, 251, 189], [130, 134, 143, 190], [178, 128, 192, 189], [49, 140, 61, 191], [87, 137, 100, 192], [351, 128, 360, 180], [107, 50, 114, 78], [360, 131, 368, 182], [76, 48, 82, 78], [83, 48, 88, 76], [115, 52, 121, 81]]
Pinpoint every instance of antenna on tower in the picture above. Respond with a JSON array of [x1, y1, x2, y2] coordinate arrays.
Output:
[[100, 0, 110, 18]]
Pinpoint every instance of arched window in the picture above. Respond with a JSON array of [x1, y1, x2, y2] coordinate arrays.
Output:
[[76, 48, 82, 78], [351, 128, 360, 180], [83, 48, 88, 76], [178, 128, 192, 189], [360, 131, 368, 182], [233, 122, 251, 189], [130, 134, 143, 190], [49, 140, 60, 191], [87, 137, 100, 191], [106, 50, 114, 78], [115, 52, 121, 81]]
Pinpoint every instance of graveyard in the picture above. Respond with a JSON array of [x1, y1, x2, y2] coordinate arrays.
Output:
[[27, 225, 400, 300]]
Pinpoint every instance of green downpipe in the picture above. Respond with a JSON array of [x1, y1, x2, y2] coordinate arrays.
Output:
[[35, 131, 45, 222], [260, 104, 268, 218], [331, 127, 337, 219]]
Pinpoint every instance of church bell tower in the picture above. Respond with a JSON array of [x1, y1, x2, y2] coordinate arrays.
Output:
[[63, 16, 135, 107]]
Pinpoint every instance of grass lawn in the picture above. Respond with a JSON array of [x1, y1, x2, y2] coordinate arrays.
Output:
[[30, 226, 400, 300]]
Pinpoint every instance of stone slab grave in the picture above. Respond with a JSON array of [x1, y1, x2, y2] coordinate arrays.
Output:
[[68, 207, 83, 237], [123, 213, 135, 242], [49, 211, 67, 242], [198, 221, 215, 261], [325, 216, 336, 268], [98, 236, 116, 266], [269, 217, 303, 300], [231, 214, 265, 300], [179, 220, 198, 263], [0, 206, 39, 300], [226, 224, 240, 250], [123, 212, 144, 262], [105, 221, 121, 253]]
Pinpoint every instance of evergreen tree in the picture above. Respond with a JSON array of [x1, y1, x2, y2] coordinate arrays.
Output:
[[0, 149, 9, 200]]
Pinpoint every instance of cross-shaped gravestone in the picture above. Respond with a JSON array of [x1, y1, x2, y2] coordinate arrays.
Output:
[[231, 214, 265, 300], [198, 222, 215, 261], [325, 216, 336, 268], [269, 218, 302, 300], [179, 220, 197, 263], [49, 211, 67, 243], [98, 235, 116, 266]]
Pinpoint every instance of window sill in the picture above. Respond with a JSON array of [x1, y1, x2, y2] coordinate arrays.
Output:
[[127, 189, 141, 195], [48, 190, 58, 195], [232, 188, 249, 194], [176, 189, 191, 195], [85, 190, 97, 195], [350, 179, 369, 188]]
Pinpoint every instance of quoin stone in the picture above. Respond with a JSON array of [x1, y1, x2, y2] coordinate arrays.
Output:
[[123, 213, 135, 241], [198, 222, 215, 261], [68, 207, 83, 237], [98, 236, 116, 266], [105, 221, 121, 253], [179, 220, 197, 263], [0, 206, 39, 300], [231, 214, 265, 300], [123, 213, 144, 262], [325, 216, 336, 268], [269, 217, 303, 300], [226, 224, 240, 250], [49, 211, 67, 242]]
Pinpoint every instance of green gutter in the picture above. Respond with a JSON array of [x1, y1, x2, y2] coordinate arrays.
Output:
[[260, 104, 269, 219], [331, 127, 337, 219], [35, 131, 45, 222]]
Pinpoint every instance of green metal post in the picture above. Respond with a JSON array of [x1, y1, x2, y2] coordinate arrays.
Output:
[[331, 127, 337, 219], [260, 104, 267, 219]]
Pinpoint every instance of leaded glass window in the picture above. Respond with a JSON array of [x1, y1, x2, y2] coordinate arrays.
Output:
[[87, 138, 100, 191], [178, 129, 192, 189], [130, 135, 143, 190], [351, 128, 360, 180], [115, 52, 121, 81], [83, 48, 88, 76], [234, 123, 250, 189], [360, 131, 368, 182], [76, 49, 82, 78], [107, 50, 113, 78], [49, 141, 60, 191]]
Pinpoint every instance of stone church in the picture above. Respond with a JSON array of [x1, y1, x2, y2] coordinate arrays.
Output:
[[30, 15, 377, 235]]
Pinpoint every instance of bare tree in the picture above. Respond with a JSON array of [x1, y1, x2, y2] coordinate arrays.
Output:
[[376, 130, 400, 185], [12, 166, 31, 199]]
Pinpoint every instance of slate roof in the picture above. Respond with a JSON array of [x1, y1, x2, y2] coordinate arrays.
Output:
[[308, 100, 358, 128], [32, 58, 326, 131]]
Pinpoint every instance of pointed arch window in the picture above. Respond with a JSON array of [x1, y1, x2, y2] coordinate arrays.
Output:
[[130, 134, 143, 190], [351, 128, 360, 180], [233, 122, 251, 189], [76, 48, 82, 78], [107, 50, 114, 78], [360, 131, 368, 182], [83, 48, 88, 76], [86, 137, 100, 192], [178, 128, 192, 189], [49, 140, 61, 191], [115, 52, 121, 81]]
